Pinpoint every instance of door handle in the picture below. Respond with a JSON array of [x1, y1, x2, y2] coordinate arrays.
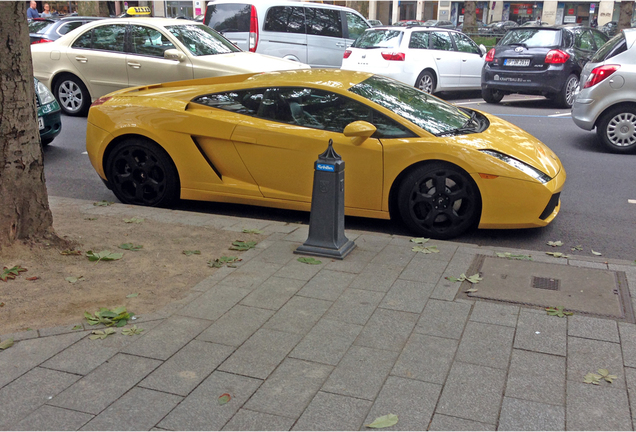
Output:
[[127, 62, 141, 69], [462, 59, 468, 62], [75, 56, 88, 63], [335, 42, 345, 48]]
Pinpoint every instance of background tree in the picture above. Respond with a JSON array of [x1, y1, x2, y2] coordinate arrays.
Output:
[[618, 1, 634, 31], [0, 2, 55, 247], [463, 1, 478, 34]]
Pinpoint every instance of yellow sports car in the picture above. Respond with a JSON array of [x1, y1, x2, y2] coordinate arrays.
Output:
[[86, 69, 566, 239], [31, 17, 308, 116]]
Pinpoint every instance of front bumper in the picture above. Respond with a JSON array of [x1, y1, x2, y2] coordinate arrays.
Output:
[[38, 102, 62, 143], [482, 64, 568, 95]]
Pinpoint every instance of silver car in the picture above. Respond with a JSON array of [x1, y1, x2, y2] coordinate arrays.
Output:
[[572, 29, 636, 153]]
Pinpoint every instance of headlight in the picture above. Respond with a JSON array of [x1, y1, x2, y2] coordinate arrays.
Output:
[[35, 80, 56, 105], [480, 150, 551, 184]]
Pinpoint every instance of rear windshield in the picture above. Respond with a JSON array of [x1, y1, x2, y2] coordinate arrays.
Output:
[[351, 29, 403, 48], [28, 20, 55, 34], [499, 28, 560, 47], [205, 3, 250, 33], [166, 24, 240, 55], [590, 32, 627, 61]]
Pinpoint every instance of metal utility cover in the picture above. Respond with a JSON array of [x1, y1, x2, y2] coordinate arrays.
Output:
[[459, 255, 633, 322]]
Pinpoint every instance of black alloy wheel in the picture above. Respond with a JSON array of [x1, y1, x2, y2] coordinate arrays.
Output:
[[397, 162, 481, 239], [105, 138, 180, 207], [482, 87, 504, 104], [554, 74, 579, 108]]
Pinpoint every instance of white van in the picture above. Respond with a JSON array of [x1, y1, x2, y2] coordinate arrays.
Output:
[[204, 0, 370, 68]]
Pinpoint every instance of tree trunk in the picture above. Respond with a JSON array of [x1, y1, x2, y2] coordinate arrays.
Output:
[[618, 1, 634, 31], [463, 1, 478, 33], [0, 2, 55, 247]]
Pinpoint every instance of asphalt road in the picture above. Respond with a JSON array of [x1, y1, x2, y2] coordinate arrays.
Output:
[[42, 92, 636, 260]]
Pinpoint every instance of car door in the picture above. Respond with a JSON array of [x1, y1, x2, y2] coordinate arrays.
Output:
[[429, 31, 462, 88], [305, 6, 346, 67], [451, 31, 485, 88], [126, 24, 193, 88], [573, 28, 596, 69], [230, 87, 384, 210], [66, 23, 128, 97]]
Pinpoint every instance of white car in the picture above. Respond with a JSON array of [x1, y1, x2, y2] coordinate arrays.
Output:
[[341, 26, 486, 94], [31, 17, 309, 116]]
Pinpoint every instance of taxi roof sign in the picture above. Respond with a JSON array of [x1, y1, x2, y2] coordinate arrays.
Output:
[[126, 6, 152, 16]]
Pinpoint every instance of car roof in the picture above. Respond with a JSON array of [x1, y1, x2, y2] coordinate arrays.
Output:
[[365, 25, 459, 32], [624, 28, 636, 47], [207, 0, 361, 12], [74, 16, 204, 28]]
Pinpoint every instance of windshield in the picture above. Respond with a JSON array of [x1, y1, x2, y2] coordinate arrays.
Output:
[[500, 29, 560, 47], [352, 29, 402, 48], [29, 20, 54, 33], [348, 75, 469, 135], [590, 32, 626, 61], [166, 24, 240, 56]]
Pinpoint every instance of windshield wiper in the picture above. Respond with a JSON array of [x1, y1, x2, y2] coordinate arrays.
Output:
[[436, 111, 479, 137]]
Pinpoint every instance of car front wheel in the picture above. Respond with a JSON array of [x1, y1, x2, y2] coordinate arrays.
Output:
[[54, 74, 90, 116], [482, 87, 504, 104], [597, 105, 636, 153], [554, 74, 578, 108], [397, 162, 481, 239], [105, 138, 180, 207]]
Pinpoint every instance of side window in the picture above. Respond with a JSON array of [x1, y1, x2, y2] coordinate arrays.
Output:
[[263, 6, 305, 34], [306, 7, 343, 38], [452, 32, 480, 53], [130, 25, 175, 57], [345, 12, 368, 40], [72, 29, 92, 48], [207, 4, 251, 33], [57, 21, 84, 36], [409, 32, 429, 49], [591, 30, 609, 49], [430, 31, 453, 51], [191, 89, 265, 116], [575, 29, 594, 51], [90, 24, 127, 52]]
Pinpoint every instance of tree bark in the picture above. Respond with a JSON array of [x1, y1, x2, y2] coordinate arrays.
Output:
[[618, 1, 634, 31], [463, 1, 478, 34], [0, 2, 55, 247]]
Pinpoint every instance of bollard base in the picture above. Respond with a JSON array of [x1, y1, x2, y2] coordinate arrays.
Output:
[[294, 239, 356, 260]]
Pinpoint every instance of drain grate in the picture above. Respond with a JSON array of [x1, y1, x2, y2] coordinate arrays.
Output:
[[532, 276, 560, 291]]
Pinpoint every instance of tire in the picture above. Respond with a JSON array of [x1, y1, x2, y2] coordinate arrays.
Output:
[[482, 87, 504, 104], [554, 74, 578, 108], [415, 70, 436, 94], [397, 162, 481, 239], [41, 138, 53, 147], [54, 74, 90, 116], [596, 105, 636, 153], [105, 138, 180, 207]]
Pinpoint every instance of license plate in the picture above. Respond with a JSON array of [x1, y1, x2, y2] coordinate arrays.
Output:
[[505, 58, 530, 66], [38, 117, 44, 130]]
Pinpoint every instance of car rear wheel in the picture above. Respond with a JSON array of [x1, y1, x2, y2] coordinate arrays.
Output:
[[105, 138, 180, 207], [397, 162, 481, 239], [596, 105, 636, 153], [554, 74, 578, 108], [416, 71, 435, 94], [482, 88, 504, 104], [54, 74, 90, 116]]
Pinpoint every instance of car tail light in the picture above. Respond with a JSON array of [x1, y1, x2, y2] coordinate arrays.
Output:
[[381, 51, 405, 61], [248, 5, 258, 52], [545, 49, 569, 64], [583, 64, 620, 88], [343, 49, 352, 59], [485, 48, 495, 62], [90, 96, 112, 107], [31, 38, 54, 44]]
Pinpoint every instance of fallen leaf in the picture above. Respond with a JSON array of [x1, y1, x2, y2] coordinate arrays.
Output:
[[0, 302, 4, 307], [121, 325, 144, 336], [89, 328, 116, 340], [545, 252, 568, 258], [123, 217, 144, 224], [119, 243, 143, 251], [182, 250, 201, 256], [126, 293, 139, 298], [412, 245, 440, 254], [242, 228, 263, 234], [410, 237, 430, 244], [297, 257, 322, 265], [218, 393, 231, 405], [466, 274, 483, 284], [571, 245, 583, 251], [60, 250, 82, 255], [208, 256, 241, 268], [72, 325, 83, 330], [0, 338, 14, 350], [465, 288, 479, 293], [583, 372, 602, 385], [86, 250, 123, 262], [93, 200, 113, 206], [229, 241, 257, 251], [591, 249, 602, 256], [365, 414, 398, 429], [547, 240, 564, 247], [496, 252, 532, 260], [65, 276, 85, 284], [546, 306, 573, 318], [26, 276, 39, 281], [1, 266, 27, 282]]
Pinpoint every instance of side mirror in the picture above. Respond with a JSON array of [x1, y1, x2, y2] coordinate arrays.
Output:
[[164, 49, 186, 62], [479, 44, 487, 56], [344, 121, 376, 138]]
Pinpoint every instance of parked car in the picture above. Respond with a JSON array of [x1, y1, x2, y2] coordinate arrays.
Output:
[[341, 26, 486, 94], [368, 19, 383, 27], [456, 21, 486, 33], [422, 20, 455, 29], [28, 16, 104, 44], [599, 21, 618, 37], [35, 78, 61, 146], [86, 69, 565, 239], [520, 20, 551, 27], [31, 17, 308, 116], [481, 25, 609, 107], [204, 0, 369, 68], [572, 29, 636, 152], [482, 21, 518, 35], [393, 20, 429, 27]]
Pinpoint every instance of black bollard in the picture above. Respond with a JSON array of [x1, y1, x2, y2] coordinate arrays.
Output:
[[295, 139, 356, 260]]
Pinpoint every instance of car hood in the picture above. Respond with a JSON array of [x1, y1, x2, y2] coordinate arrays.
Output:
[[449, 111, 562, 179], [192, 52, 309, 76]]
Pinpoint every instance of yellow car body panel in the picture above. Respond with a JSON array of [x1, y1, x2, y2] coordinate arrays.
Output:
[[86, 69, 566, 231]]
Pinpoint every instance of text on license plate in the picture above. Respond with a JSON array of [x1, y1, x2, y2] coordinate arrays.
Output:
[[505, 58, 530, 66], [38, 117, 44, 130]]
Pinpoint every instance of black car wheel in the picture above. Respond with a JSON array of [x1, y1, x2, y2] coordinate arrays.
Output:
[[54, 74, 90, 116], [597, 105, 636, 153], [416, 70, 436, 94], [554, 74, 578, 108], [482, 88, 504, 104], [397, 162, 481, 239], [105, 138, 180, 207]]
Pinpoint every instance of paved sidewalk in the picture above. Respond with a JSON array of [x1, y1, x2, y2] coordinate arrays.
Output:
[[1, 197, 636, 431]]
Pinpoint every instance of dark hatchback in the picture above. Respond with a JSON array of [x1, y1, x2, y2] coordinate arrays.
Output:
[[481, 25, 609, 107], [28, 16, 104, 44]]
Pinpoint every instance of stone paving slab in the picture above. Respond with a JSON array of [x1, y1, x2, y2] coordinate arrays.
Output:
[[322, 288, 385, 326], [196, 305, 274, 347], [379, 279, 434, 314], [353, 308, 418, 352], [414, 299, 471, 339], [566, 381, 633, 430], [498, 397, 565, 431], [239, 276, 306, 310], [12, 405, 94, 431], [296, 269, 357, 301], [568, 315, 620, 343], [262, 296, 332, 335], [391, 333, 458, 384], [454, 321, 515, 369], [291, 392, 372, 431], [288, 319, 363, 366], [567, 336, 625, 389], [428, 414, 495, 431], [221, 409, 296, 431], [514, 309, 568, 356], [505, 349, 566, 406], [619, 322, 636, 368]]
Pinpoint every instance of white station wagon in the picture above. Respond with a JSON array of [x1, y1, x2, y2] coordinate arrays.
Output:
[[341, 26, 486, 94]]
